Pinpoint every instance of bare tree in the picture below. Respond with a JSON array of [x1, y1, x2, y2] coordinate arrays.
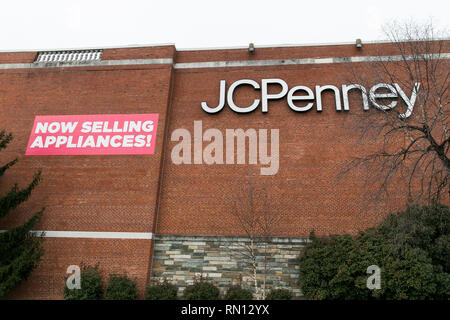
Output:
[[226, 183, 282, 300], [342, 21, 449, 205]]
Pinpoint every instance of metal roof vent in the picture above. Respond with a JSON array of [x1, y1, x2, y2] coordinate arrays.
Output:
[[35, 49, 103, 63]]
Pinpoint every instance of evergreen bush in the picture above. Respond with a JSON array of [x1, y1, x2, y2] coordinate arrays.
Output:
[[183, 281, 220, 300], [104, 274, 138, 300], [265, 288, 293, 300], [298, 204, 450, 300], [63, 265, 103, 300], [145, 280, 178, 300], [224, 285, 253, 300]]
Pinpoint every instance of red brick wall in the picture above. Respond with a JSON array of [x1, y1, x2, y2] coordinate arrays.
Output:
[[6, 238, 152, 299], [0, 48, 175, 298], [0, 64, 173, 232], [176, 42, 406, 63], [156, 63, 408, 237], [157, 41, 449, 236], [0, 51, 36, 64], [102, 45, 176, 61]]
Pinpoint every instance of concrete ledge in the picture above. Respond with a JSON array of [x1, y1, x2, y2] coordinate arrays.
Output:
[[153, 234, 309, 244], [0, 58, 174, 70], [1, 53, 448, 70]]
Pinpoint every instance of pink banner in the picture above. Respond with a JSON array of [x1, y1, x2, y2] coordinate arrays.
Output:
[[25, 114, 159, 155]]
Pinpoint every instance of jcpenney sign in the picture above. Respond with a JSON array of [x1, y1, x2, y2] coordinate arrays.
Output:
[[201, 79, 421, 119]]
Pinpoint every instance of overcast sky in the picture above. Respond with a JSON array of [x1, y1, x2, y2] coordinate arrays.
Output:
[[0, 0, 448, 51]]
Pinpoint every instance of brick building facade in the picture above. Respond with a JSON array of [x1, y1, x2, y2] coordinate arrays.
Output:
[[0, 41, 448, 298]]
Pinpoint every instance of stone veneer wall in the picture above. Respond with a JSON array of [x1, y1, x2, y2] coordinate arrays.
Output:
[[150, 235, 308, 298]]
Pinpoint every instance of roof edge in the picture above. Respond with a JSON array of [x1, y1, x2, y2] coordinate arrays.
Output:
[[177, 37, 450, 51], [0, 43, 176, 53], [0, 37, 449, 54]]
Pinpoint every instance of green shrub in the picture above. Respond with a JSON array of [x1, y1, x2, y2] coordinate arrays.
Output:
[[298, 232, 361, 299], [265, 289, 292, 300], [298, 203, 450, 300], [104, 274, 138, 300], [145, 281, 178, 300], [224, 285, 253, 300], [63, 265, 103, 300], [183, 281, 220, 300]]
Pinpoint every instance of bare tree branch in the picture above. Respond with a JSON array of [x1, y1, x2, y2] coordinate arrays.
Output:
[[339, 20, 449, 206]]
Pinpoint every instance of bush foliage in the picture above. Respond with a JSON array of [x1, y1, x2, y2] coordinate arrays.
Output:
[[224, 285, 253, 300], [145, 281, 178, 300], [104, 274, 138, 300], [0, 130, 45, 298], [265, 288, 293, 300], [63, 265, 103, 300], [298, 204, 450, 300], [183, 281, 220, 300]]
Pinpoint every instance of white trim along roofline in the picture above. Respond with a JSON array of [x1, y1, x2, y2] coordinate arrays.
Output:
[[0, 53, 449, 70], [0, 230, 153, 239], [173, 53, 450, 69], [0, 58, 174, 70]]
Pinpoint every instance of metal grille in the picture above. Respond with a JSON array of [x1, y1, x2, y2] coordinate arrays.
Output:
[[35, 50, 102, 63]]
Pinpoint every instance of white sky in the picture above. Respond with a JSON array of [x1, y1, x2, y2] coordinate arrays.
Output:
[[0, 0, 448, 51]]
